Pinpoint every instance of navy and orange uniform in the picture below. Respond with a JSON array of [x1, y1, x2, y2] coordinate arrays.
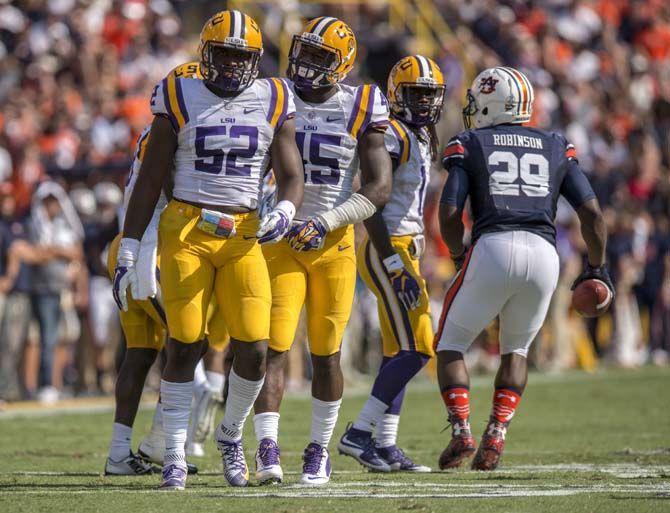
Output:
[[263, 81, 389, 356], [441, 125, 595, 246]]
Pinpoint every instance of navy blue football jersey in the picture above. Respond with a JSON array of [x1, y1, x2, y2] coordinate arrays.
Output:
[[440, 125, 595, 245]]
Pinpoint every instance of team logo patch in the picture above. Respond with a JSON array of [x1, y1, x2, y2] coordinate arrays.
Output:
[[479, 76, 499, 94]]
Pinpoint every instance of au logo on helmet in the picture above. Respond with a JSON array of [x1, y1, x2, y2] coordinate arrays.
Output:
[[479, 76, 499, 94]]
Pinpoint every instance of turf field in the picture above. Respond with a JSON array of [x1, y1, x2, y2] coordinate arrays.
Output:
[[1, 366, 668, 512]]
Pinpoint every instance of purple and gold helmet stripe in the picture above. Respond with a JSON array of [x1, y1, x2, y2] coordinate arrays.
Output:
[[311, 16, 338, 36]]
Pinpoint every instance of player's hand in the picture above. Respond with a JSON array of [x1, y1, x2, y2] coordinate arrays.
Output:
[[286, 218, 327, 252], [571, 263, 615, 298], [451, 247, 468, 272], [112, 238, 140, 312], [256, 200, 296, 244], [383, 253, 421, 310]]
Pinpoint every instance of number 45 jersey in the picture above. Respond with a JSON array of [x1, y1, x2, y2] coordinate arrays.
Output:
[[151, 75, 294, 209], [292, 81, 389, 221], [442, 125, 595, 246]]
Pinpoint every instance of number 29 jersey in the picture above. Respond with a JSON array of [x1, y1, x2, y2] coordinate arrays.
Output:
[[151, 75, 294, 209], [442, 125, 595, 246], [291, 81, 389, 222]]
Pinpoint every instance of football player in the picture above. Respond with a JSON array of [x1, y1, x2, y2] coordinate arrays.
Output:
[[113, 10, 304, 490], [339, 55, 445, 473], [436, 67, 613, 470], [105, 62, 226, 476], [251, 17, 392, 485]]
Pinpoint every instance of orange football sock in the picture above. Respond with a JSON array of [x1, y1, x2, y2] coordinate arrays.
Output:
[[441, 385, 470, 425], [491, 388, 522, 424]]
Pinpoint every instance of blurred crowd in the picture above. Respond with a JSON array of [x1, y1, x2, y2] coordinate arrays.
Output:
[[0, 0, 668, 404]]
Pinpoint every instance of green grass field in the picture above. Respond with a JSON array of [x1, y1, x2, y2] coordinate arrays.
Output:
[[1, 366, 669, 512]]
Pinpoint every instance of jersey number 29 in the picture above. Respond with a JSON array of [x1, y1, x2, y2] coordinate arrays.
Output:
[[488, 151, 549, 197]]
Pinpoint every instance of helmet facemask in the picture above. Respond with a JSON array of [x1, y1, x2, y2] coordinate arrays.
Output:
[[394, 83, 446, 127], [201, 42, 261, 93], [287, 35, 341, 90], [462, 90, 478, 129]]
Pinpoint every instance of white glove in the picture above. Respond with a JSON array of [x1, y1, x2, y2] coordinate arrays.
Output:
[[112, 238, 140, 312], [256, 200, 295, 244]]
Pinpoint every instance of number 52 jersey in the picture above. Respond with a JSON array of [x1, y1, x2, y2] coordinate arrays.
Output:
[[150, 75, 294, 209]]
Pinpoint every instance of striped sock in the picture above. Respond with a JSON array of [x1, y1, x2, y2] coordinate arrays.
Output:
[[491, 388, 522, 424], [441, 385, 471, 434]]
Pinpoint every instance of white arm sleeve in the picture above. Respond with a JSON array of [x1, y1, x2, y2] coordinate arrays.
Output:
[[316, 192, 377, 232]]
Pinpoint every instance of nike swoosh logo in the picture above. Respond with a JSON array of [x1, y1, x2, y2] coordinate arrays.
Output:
[[244, 108, 260, 114], [306, 476, 323, 480], [326, 116, 342, 122], [338, 244, 351, 252]]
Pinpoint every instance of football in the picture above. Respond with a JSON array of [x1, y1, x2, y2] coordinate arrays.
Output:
[[572, 279, 613, 318]]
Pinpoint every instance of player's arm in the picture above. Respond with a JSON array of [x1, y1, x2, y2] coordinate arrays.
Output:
[[560, 160, 613, 293], [256, 116, 304, 244], [113, 115, 176, 311], [439, 164, 470, 270]]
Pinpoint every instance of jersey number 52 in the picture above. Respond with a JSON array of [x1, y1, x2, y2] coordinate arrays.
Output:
[[195, 125, 258, 176], [488, 151, 549, 197]]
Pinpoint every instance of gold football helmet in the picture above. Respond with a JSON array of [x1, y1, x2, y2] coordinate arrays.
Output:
[[198, 10, 263, 92], [387, 55, 446, 126], [287, 17, 356, 89]]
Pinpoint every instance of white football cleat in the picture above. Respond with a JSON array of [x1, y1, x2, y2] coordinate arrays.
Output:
[[299, 443, 331, 486], [186, 441, 205, 458], [137, 435, 164, 465], [191, 385, 222, 443], [105, 451, 157, 475], [255, 438, 283, 484]]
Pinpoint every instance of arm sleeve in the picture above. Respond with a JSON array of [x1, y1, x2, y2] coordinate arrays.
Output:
[[442, 134, 469, 170], [440, 164, 470, 210], [560, 160, 596, 209]]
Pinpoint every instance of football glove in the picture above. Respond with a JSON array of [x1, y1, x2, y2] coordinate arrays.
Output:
[[256, 200, 295, 244], [112, 238, 140, 312], [383, 253, 421, 310], [287, 217, 327, 252], [571, 263, 615, 298]]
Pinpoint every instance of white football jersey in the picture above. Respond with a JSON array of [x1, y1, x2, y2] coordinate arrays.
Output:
[[292, 81, 389, 221], [119, 124, 168, 228], [151, 76, 295, 209], [382, 119, 432, 236]]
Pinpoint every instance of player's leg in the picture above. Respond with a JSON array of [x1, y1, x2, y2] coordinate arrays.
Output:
[[187, 304, 228, 458], [435, 237, 510, 469], [213, 228, 272, 487], [302, 234, 357, 485], [473, 234, 559, 471], [340, 238, 431, 471], [105, 302, 161, 476], [157, 203, 216, 489], [253, 245, 306, 484]]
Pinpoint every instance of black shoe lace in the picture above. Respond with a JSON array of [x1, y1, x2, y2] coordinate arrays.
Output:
[[222, 442, 247, 473], [128, 454, 151, 474]]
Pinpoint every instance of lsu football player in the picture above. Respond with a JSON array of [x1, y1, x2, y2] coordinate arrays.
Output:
[[113, 10, 304, 490], [252, 17, 392, 485], [436, 67, 612, 470], [105, 62, 229, 476], [339, 56, 445, 473]]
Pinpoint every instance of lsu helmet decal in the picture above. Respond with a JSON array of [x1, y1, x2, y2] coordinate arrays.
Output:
[[169, 61, 203, 80]]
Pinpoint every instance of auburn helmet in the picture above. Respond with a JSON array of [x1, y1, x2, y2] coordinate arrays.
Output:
[[387, 55, 446, 127], [198, 10, 263, 93], [168, 61, 202, 80], [287, 17, 356, 89], [463, 67, 534, 129]]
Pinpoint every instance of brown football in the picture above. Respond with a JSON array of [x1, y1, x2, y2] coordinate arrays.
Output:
[[572, 279, 613, 318]]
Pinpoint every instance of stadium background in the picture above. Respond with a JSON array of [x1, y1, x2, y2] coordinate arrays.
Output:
[[0, 0, 669, 406]]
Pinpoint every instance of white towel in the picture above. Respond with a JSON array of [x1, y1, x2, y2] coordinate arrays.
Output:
[[134, 209, 161, 300]]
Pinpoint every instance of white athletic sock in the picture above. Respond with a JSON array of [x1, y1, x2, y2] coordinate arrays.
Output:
[[375, 414, 400, 448], [160, 379, 193, 468], [194, 360, 208, 395], [254, 412, 280, 442], [217, 369, 264, 442], [109, 422, 132, 461], [148, 400, 164, 440], [206, 370, 225, 395], [353, 395, 388, 433], [310, 398, 342, 447]]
